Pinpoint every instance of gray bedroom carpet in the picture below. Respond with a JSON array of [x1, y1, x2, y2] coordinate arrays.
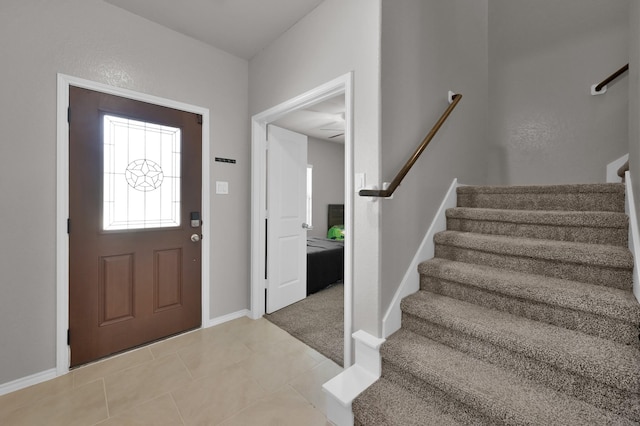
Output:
[[265, 283, 344, 367], [353, 183, 640, 425]]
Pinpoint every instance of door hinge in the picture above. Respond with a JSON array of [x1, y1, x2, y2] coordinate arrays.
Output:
[[67, 329, 70, 345], [264, 288, 267, 312], [67, 107, 71, 123], [197, 114, 203, 125], [67, 218, 70, 234]]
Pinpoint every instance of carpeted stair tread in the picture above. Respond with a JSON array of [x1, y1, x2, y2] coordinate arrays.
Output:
[[352, 377, 461, 426], [447, 207, 628, 228], [401, 291, 640, 394], [446, 207, 628, 245], [418, 258, 640, 324], [457, 183, 625, 212], [350, 182, 636, 423], [434, 230, 633, 269], [457, 183, 625, 195], [382, 328, 634, 425]]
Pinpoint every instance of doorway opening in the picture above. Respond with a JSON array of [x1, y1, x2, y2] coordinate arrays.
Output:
[[250, 73, 354, 367]]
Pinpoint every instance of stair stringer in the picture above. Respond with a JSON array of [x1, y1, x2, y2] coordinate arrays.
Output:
[[625, 171, 640, 303], [382, 178, 461, 338]]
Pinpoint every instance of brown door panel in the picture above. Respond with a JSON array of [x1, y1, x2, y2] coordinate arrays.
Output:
[[69, 87, 202, 367]]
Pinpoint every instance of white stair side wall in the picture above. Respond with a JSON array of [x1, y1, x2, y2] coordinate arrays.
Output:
[[625, 171, 640, 303], [607, 154, 629, 183], [382, 178, 460, 338]]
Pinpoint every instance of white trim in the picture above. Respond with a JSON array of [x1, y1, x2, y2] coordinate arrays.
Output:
[[322, 330, 384, 426], [382, 178, 460, 337], [352, 330, 385, 377], [625, 171, 640, 303], [205, 309, 250, 328], [0, 369, 57, 397], [607, 153, 629, 183], [250, 73, 355, 367], [56, 73, 211, 376]]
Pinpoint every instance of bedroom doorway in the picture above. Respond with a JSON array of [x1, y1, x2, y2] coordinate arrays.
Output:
[[250, 73, 354, 367]]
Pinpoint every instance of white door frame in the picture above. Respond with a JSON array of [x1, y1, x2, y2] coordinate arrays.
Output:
[[250, 73, 354, 367], [56, 73, 211, 375]]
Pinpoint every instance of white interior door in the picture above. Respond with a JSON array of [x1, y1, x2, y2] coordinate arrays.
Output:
[[267, 125, 308, 313]]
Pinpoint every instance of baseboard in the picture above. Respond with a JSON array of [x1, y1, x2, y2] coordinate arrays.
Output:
[[0, 368, 57, 397], [382, 178, 460, 337], [0, 311, 250, 397], [205, 309, 251, 328], [625, 171, 640, 303]]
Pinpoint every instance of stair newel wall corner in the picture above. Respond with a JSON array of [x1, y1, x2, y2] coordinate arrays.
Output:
[[322, 330, 385, 426]]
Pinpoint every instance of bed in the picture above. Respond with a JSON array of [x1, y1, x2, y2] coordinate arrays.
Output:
[[307, 204, 344, 295]]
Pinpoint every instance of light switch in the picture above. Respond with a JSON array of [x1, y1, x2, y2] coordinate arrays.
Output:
[[216, 181, 229, 194]]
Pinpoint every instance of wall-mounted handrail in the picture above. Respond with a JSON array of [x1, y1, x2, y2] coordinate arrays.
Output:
[[359, 94, 462, 198], [592, 64, 629, 95]]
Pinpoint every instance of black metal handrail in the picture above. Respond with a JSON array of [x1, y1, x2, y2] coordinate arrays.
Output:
[[595, 64, 629, 93], [359, 94, 462, 198]]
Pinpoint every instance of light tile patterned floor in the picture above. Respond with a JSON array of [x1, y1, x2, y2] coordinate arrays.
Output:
[[0, 317, 342, 425]]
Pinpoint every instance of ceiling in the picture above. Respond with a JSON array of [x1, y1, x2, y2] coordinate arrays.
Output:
[[104, 0, 324, 60], [104, 0, 343, 142], [272, 96, 345, 143]]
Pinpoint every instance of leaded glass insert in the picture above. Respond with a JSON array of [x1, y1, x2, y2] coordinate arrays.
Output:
[[103, 115, 181, 230]]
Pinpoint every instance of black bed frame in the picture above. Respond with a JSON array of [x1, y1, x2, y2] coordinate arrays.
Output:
[[306, 204, 344, 295]]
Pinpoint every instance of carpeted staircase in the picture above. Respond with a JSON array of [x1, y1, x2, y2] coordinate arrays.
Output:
[[353, 183, 640, 425]]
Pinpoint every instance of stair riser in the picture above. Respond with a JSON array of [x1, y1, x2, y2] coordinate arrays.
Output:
[[379, 362, 496, 426], [351, 378, 462, 426], [447, 218, 628, 246], [401, 313, 640, 422], [420, 275, 638, 345], [457, 192, 625, 212], [435, 244, 632, 290]]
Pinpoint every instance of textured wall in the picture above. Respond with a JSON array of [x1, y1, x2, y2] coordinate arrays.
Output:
[[307, 138, 345, 239], [488, 0, 629, 185], [0, 0, 248, 385], [249, 0, 382, 336], [379, 0, 490, 315]]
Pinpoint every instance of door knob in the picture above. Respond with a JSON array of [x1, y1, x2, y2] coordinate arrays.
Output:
[[191, 234, 201, 242], [302, 223, 313, 230]]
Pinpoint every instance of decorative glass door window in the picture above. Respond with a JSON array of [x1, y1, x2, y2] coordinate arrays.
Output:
[[103, 115, 181, 230]]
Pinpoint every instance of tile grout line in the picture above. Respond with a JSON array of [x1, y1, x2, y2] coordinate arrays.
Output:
[[286, 383, 319, 410], [211, 374, 273, 425], [100, 378, 111, 420], [175, 351, 195, 381], [168, 392, 187, 426]]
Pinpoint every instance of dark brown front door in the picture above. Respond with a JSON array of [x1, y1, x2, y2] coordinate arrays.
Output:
[[69, 86, 202, 367]]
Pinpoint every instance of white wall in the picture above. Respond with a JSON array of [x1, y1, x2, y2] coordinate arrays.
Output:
[[307, 138, 345, 238], [379, 0, 490, 312], [249, 0, 382, 336], [488, 0, 629, 184], [630, 1, 640, 212], [0, 0, 249, 385]]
